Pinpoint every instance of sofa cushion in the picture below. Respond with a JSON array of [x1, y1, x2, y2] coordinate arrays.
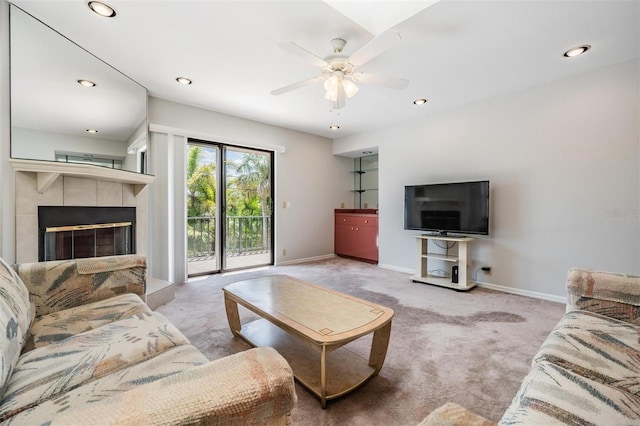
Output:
[[0, 311, 189, 421], [567, 268, 640, 325], [14, 255, 146, 317], [532, 310, 640, 397], [74, 255, 147, 275], [4, 345, 207, 424], [16, 347, 296, 426], [24, 293, 152, 352], [499, 361, 640, 425], [0, 257, 34, 397], [419, 402, 496, 426]]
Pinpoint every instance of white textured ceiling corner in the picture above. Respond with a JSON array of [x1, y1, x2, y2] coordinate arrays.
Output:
[[323, 0, 440, 34]]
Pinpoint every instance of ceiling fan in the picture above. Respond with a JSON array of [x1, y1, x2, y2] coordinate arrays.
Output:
[[271, 31, 409, 110]]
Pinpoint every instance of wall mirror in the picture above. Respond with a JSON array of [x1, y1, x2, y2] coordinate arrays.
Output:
[[10, 5, 149, 174]]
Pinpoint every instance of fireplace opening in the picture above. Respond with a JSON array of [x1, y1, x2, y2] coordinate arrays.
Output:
[[38, 206, 136, 261]]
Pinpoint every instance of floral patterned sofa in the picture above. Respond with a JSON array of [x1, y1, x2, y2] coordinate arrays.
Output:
[[421, 268, 640, 425], [0, 255, 296, 425]]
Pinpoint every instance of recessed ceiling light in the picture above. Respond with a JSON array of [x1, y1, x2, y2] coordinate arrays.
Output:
[[176, 77, 192, 85], [413, 98, 428, 105], [563, 45, 591, 58], [88, 1, 117, 18], [362, 151, 373, 155], [86, 129, 99, 133], [329, 125, 340, 130], [77, 79, 96, 87]]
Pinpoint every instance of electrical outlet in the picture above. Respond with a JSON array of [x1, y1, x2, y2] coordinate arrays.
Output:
[[481, 266, 492, 274], [340, 202, 345, 208], [282, 249, 287, 256]]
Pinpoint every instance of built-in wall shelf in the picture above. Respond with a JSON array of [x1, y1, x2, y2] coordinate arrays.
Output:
[[9, 159, 155, 195], [352, 155, 378, 209]]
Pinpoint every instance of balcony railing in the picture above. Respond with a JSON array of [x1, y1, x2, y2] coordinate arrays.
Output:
[[187, 215, 271, 260]]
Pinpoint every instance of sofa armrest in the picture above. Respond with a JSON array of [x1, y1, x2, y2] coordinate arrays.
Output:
[[14, 255, 146, 317], [418, 402, 496, 426], [45, 347, 296, 426], [566, 267, 640, 324]]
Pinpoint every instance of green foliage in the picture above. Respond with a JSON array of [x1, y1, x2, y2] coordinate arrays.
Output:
[[226, 153, 271, 218], [187, 146, 216, 218]]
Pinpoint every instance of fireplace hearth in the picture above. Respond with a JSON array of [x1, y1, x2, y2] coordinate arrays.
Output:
[[38, 206, 136, 261]]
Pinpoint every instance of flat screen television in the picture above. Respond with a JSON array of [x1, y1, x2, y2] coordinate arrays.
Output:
[[404, 180, 490, 235]]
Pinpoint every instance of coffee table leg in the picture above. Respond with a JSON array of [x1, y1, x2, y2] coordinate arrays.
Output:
[[320, 344, 327, 408], [224, 295, 242, 337], [369, 321, 392, 375]]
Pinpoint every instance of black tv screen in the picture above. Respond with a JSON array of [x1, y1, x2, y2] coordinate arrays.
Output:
[[404, 181, 490, 235]]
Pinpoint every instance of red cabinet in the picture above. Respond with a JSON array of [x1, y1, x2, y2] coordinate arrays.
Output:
[[334, 213, 378, 263]]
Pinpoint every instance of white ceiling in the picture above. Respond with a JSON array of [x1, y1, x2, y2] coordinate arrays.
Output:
[[10, 0, 640, 140]]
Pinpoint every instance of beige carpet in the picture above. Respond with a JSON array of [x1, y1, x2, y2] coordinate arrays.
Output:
[[157, 257, 565, 425]]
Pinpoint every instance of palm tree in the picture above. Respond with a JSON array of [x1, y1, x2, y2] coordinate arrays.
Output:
[[187, 146, 216, 255], [187, 146, 216, 217], [228, 153, 271, 250]]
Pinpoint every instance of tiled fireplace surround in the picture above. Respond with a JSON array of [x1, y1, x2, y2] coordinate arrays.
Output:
[[15, 172, 148, 264]]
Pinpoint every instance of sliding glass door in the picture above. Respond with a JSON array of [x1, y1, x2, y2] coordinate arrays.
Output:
[[186, 143, 219, 276], [186, 140, 273, 276], [224, 147, 273, 270]]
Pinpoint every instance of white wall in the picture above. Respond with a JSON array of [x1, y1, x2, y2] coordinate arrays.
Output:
[[334, 59, 640, 299], [148, 97, 352, 282]]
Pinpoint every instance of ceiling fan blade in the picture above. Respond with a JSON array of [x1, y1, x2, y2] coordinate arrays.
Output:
[[278, 41, 328, 67], [352, 72, 409, 90], [348, 31, 402, 68], [271, 75, 324, 96]]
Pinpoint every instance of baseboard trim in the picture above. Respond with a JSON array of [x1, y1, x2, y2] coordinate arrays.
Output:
[[474, 280, 566, 304], [277, 254, 336, 266], [378, 263, 414, 274], [380, 264, 566, 304], [282, 257, 566, 304]]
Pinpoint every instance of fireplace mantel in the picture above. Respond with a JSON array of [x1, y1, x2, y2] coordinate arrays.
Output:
[[9, 159, 155, 195]]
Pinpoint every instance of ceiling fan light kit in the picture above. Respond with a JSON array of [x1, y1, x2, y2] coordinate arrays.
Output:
[[324, 70, 359, 110], [325, 82, 346, 110], [341, 78, 359, 98], [271, 31, 409, 110]]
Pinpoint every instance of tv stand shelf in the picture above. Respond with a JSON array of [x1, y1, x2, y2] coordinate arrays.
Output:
[[411, 235, 475, 291], [423, 252, 458, 262]]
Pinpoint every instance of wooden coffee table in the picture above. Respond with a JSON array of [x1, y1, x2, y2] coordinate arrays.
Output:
[[222, 274, 394, 408]]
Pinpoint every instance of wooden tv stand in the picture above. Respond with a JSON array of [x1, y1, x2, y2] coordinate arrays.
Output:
[[411, 235, 475, 291]]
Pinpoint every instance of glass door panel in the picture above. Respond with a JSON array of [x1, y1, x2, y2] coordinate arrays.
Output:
[[187, 143, 220, 276], [223, 147, 273, 270]]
